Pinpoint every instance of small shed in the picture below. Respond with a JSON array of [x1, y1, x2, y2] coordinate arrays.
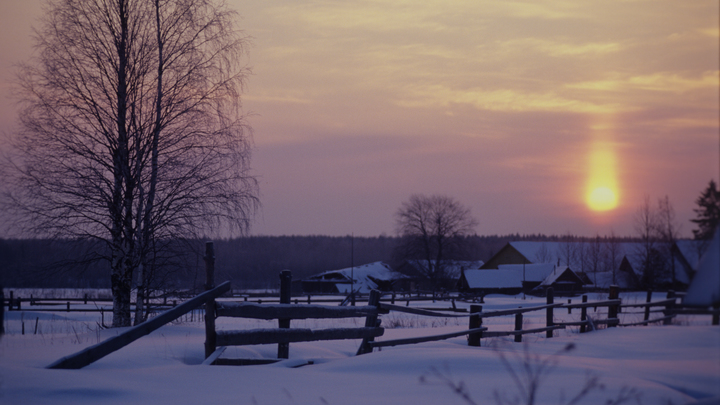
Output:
[[301, 262, 408, 294]]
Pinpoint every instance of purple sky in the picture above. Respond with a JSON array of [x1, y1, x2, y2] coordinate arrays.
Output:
[[1, 1, 718, 238]]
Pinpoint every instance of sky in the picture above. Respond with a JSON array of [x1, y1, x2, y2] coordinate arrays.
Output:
[[0, 0, 718, 238]]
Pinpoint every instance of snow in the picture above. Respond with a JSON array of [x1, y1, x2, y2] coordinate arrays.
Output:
[[304, 261, 407, 293], [2, 293, 719, 405], [463, 264, 558, 289], [684, 229, 720, 307]]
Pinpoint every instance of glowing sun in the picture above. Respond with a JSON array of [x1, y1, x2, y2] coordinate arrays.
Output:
[[587, 186, 617, 211], [585, 144, 619, 212]]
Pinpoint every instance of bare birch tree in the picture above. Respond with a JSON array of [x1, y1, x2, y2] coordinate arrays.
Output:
[[395, 194, 478, 291], [633, 196, 659, 288], [604, 230, 623, 285], [6, 0, 258, 327]]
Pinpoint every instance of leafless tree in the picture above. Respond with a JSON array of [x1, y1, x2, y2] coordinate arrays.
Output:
[[6, 0, 258, 327], [394, 194, 478, 291], [633, 196, 660, 288], [557, 232, 579, 268], [586, 234, 604, 286], [656, 196, 680, 285], [534, 243, 553, 264], [604, 230, 623, 285]]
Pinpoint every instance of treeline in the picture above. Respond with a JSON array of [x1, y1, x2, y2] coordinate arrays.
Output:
[[0, 234, 637, 290]]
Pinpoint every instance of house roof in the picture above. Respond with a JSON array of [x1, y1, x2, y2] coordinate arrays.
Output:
[[674, 239, 704, 270], [462, 264, 574, 290], [684, 229, 720, 306], [405, 260, 484, 278], [497, 263, 555, 282], [304, 261, 407, 293]]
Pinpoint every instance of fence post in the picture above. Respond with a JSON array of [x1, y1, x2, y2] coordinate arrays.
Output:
[[567, 299, 572, 314], [608, 285, 619, 327], [712, 303, 719, 326], [8, 291, 12, 311], [663, 290, 675, 326], [643, 290, 652, 324], [468, 305, 482, 347], [204, 241, 217, 359], [514, 312, 523, 343], [278, 270, 292, 359], [357, 290, 381, 355], [580, 295, 588, 333], [546, 287, 554, 338], [0, 286, 4, 336]]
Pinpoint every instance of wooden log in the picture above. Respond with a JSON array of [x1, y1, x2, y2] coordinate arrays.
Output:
[[47, 281, 231, 369], [204, 242, 217, 359], [371, 327, 487, 348], [620, 299, 675, 308], [608, 285, 619, 327], [379, 302, 563, 319], [580, 295, 588, 333], [217, 302, 379, 320], [213, 358, 281, 366], [468, 305, 482, 347], [483, 325, 565, 338], [278, 270, 292, 359], [201, 346, 227, 365], [564, 299, 621, 309], [357, 290, 381, 355], [514, 312, 523, 343], [644, 290, 652, 323], [546, 287, 554, 337], [217, 327, 384, 346]]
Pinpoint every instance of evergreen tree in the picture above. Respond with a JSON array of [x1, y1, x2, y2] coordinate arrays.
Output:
[[691, 180, 720, 240]]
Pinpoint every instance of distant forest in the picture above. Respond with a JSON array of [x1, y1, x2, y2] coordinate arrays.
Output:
[[0, 234, 638, 290]]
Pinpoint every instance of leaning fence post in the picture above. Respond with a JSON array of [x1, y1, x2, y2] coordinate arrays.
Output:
[[514, 312, 523, 343], [580, 295, 588, 333], [468, 305, 482, 347], [278, 270, 292, 359], [643, 290, 652, 324], [546, 287, 554, 338], [204, 241, 217, 359], [608, 285, 619, 327], [357, 290, 381, 355], [663, 290, 675, 326], [0, 286, 4, 336]]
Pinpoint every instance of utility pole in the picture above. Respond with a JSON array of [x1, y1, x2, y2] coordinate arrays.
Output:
[[351, 233, 355, 306]]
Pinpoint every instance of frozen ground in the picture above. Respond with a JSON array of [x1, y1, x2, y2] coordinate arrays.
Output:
[[1, 292, 719, 405]]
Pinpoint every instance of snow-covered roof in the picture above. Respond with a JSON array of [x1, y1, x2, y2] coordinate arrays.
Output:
[[497, 263, 555, 282], [539, 266, 573, 286], [463, 264, 563, 289], [674, 239, 704, 270], [406, 260, 484, 278], [684, 229, 720, 306], [304, 262, 407, 293], [462, 269, 524, 289]]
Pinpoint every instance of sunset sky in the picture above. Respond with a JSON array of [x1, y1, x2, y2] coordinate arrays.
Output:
[[0, 0, 718, 238]]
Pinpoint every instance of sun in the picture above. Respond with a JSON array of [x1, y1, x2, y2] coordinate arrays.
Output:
[[587, 186, 617, 211], [585, 143, 619, 212]]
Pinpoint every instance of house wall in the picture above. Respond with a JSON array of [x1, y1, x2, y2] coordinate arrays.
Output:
[[480, 244, 531, 269]]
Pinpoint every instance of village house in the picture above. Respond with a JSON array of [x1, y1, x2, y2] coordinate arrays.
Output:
[[300, 262, 408, 294]]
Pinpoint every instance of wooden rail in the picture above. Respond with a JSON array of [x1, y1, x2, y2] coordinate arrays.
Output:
[[47, 281, 231, 369]]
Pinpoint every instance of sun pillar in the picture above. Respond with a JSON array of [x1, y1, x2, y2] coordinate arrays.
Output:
[[586, 142, 619, 212]]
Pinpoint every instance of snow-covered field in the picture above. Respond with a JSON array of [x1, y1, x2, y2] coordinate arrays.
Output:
[[1, 292, 719, 405]]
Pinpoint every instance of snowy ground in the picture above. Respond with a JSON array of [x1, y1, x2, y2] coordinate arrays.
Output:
[[1, 292, 719, 405]]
